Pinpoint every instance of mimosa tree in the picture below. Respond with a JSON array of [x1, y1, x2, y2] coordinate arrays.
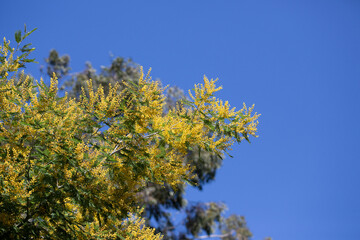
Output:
[[0, 27, 259, 239]]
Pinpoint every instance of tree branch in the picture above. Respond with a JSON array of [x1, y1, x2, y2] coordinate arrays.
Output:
[[196, 232, 232, 239], [110, 144, 123, 156]]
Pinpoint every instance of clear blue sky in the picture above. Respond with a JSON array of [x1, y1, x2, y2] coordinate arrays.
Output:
[[2, 1, 360, 239]]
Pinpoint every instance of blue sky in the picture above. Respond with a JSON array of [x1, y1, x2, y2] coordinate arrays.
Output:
[[2, 1, 360, 239]]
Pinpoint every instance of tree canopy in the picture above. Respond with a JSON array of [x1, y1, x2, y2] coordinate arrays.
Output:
[[0, 27, 260, 239]]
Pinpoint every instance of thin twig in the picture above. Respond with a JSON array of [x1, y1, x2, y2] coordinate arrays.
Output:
[[110, 144, 123, 156]]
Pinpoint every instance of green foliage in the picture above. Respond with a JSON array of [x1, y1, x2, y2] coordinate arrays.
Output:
[[44, 49, 70, 79], [220, 215, 252, 240]]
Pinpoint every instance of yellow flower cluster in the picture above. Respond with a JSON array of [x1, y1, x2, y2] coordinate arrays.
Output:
[[119, 209, 163, 240], [0, 38, 20, 77]]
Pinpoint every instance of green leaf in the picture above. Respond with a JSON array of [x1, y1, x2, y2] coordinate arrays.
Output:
[[15, 30, 21, 43], [22, 58, 36, 63], [22, 43, 32, 49], [21, 46, 35, 53], [243, 133, 251, 143], [22, 27, 37, 40], [204, 119, 215, 131], [216, 152, 224, 160], [234, 131, 240, 142], [224, 149, 233, 158]]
